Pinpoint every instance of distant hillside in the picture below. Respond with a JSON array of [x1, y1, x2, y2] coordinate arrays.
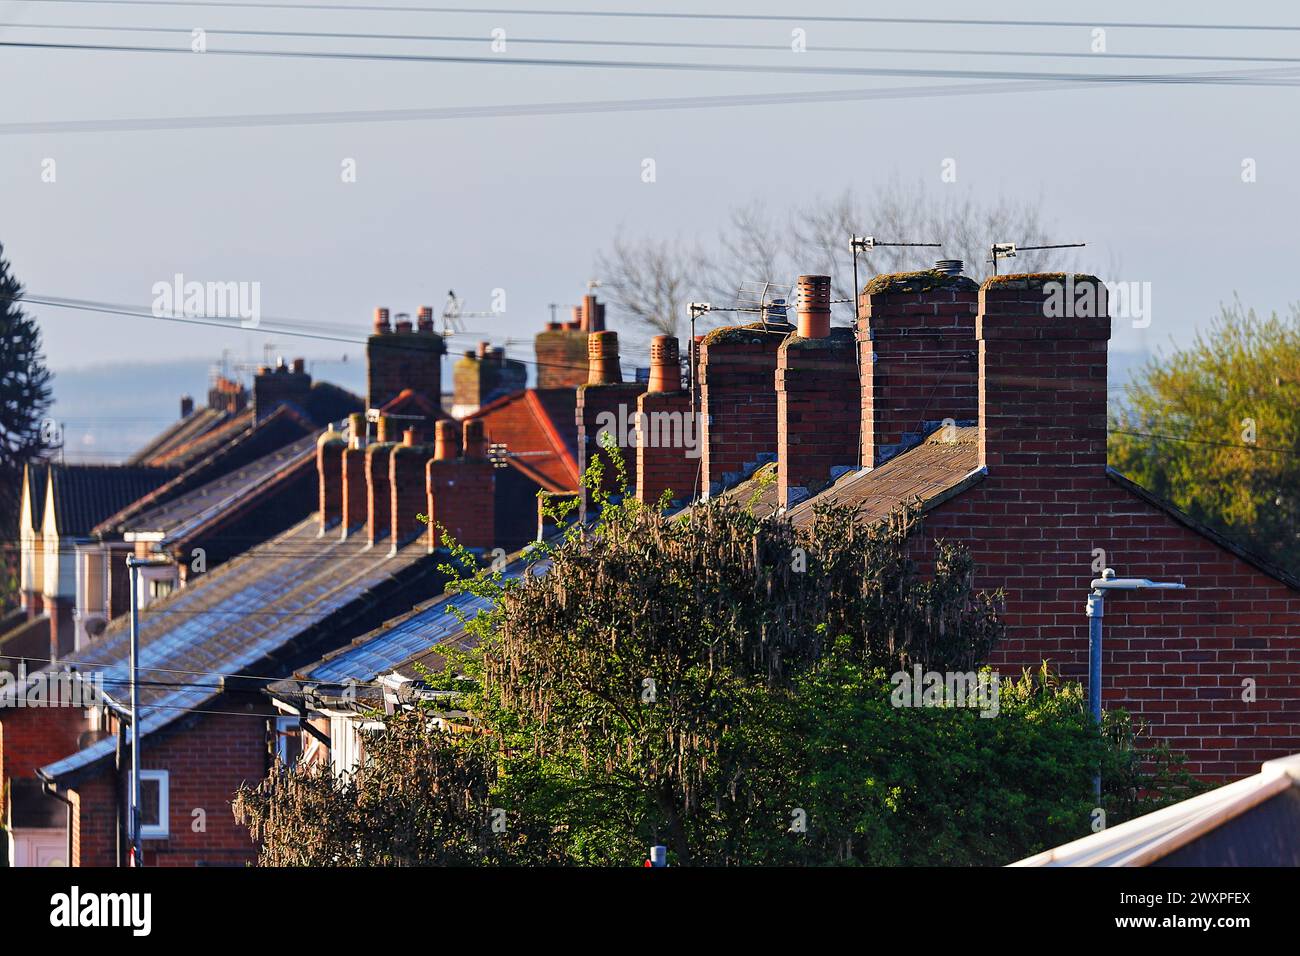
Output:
[[48, 357, 366, 463]]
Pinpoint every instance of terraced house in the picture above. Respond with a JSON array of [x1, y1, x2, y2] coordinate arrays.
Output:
[[3, 267, 1296, 868], [0, 296, 592, 866]]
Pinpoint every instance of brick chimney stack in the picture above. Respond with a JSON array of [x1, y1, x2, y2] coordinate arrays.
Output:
[[317, 427, 347, 534], [535, 294, 608, 389], [252, 356, 312, 422], [180, 394, 194, 418], [425, 419, 495, 553], [575, 330, 645, 515], [367, 304, 446, 411], [776, 275, 859, 509], [859, 264, 979, 466], [452, 342, 527, 417], [698, 318, 791, 498], [365, 426, 397, 547], [417, 305, 435, 333], [340, 412, 369, 537], [635, 335, 695, 507], [389, 428, 432, 551], [977, 274, 1111, 481]]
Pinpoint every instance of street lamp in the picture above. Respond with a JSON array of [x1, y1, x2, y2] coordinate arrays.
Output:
[[1085, 567, 1186, 802]]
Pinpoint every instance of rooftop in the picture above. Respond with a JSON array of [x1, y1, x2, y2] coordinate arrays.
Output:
[[34, 515, 438, 784]]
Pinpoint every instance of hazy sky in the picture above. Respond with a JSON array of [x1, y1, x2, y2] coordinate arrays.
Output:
[[3, 1, 1298, 395]]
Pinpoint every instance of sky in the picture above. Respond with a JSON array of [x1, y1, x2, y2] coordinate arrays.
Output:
[[1, 0, 1298, 458]]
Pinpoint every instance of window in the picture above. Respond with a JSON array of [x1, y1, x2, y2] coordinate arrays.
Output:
[[136, 770, 169, 840], [149, 578, 174, 600], [274, 716, 301, 768]]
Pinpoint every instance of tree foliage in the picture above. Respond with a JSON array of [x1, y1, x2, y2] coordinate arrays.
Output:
[[0, 242, 53, 607], [1110, 299, 1300, 574], [234, 445, 1197, 866]]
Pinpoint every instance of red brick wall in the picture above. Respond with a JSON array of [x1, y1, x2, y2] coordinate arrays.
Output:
[[0, 705, 87, 783], [70, 710, 269, 867], [575, 382, 645, 508], [426, 458, 495, 551], [698, 325, 789, 497], [776, 328, 859, 509], [860, 276, 978, 466], [915, 275, 1300, 781], [635, 389, 697, 506]]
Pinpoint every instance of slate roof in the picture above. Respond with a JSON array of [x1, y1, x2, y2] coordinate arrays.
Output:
[[95, 405, 320, 536], [300, 381, 366, 427], [267, 549, 550, 706], [786, 425, 984, 529], [130, 407, 231, 466], [123, 433, 318, 543], [132, 407, 249, 468], [46, 464, 175, 537], [0, 613, 48, 674], [710, 461, 780, 515], [35, 516, 438, 784]]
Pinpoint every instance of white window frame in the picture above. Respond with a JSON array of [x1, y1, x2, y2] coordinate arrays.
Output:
[[138, 769, 170, 840]]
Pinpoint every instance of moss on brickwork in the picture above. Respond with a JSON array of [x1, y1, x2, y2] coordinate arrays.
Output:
[[782, 326, 856, 351], [863, 270, 978, 296], [701, 321, 791, 348], [982, 272, 1100, 289]]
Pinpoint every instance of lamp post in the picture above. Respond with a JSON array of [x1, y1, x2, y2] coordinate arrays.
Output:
[[1086, 567, 1186, 802]]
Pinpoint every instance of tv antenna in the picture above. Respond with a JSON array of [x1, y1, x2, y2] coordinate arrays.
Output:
[[988, 241, 1086, 276], [849, 236, 942, 324], [441, 289, 496, 338]]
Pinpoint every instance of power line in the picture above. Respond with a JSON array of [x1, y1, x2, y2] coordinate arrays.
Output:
[[0, 71, 1274, 139], [6, 37, 1300, 89], [17, 3, 1300, 32], [5, 22, 1300, 65], [6, 293, 649, 374]]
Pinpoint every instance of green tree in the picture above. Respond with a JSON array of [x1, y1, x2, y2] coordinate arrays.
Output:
[[1110, 299, 1300, 573], [234, 445, 1197, 866], [0, 243, 53, 607]]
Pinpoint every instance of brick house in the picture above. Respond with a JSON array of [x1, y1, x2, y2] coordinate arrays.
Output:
[[687, 267, 1300, 781], [1, 301, 590, 866]]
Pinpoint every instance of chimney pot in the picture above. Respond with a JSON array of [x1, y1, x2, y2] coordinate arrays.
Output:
[[434, 419, 460, 461], [587, 330, 622, 385], [796, 275, 832, 339], [348, 411, 367, 448], [648, 335, 682, 393], [292, 357, 305, 374], [935, 259, 964, 276], [374, 307, 391, 334], [376, 415, 393, 443], [462, 418, 488, 459], [180, 394, 194, 418], [417, 305, 435, 332], [476, 340, 491, 359], [395, 314, 413, 334]]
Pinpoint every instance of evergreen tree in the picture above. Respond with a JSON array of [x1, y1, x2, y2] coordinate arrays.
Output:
[[0, 242, 54, 605]]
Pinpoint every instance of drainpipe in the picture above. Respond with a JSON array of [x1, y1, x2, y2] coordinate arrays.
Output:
[[1086, 568, 1186, 802], [39, 778, 74, 868]]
